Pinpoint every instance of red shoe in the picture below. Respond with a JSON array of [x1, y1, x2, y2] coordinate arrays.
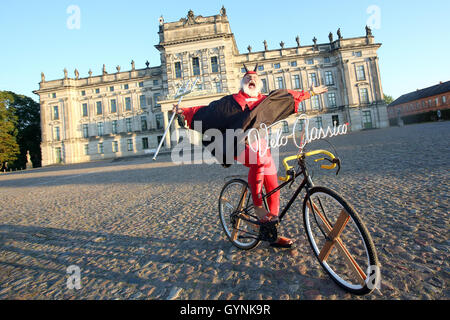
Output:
[[270, 236, 294, 248], [259, 214, 294, 248]]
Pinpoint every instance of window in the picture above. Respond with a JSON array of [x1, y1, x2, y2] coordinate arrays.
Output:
[[82, 103, 88, 117], [82, 124, 89, 138], [81, 90, 86, 96], [276, 77, 284, 89], [154, 93, 161, 107], [97, 122, 104, 136], [96, 101, 102, 115], [290, 61, 297, 67], [354, 51, 362, 57], [274, 63, 281, 69], [435, 98, 439, 106], [306, 59, 314, 65], [125, 97, 131, 111], [360, 88, 369, 104], [157, 136, 163, 145], [109, 86, 114, 92], [127, 139, 133, 151], [53, 106, 59, 120], [84, 144, 89, 155], [110, 99, 117, 113], [308, 73, 318, 87], [241, 68, 246, 73], [124, 84, 129, 90], [98, 143, 104, 154], [192, 57, 200, 76], [211, 57, 219, 73], [293, 75, 301, 89], [215, 81, 222, 93], [315, 117, 323, 129], [332, 115, 339, 127], [196, 83, 203, 91], [141, 116, 148, 131], [112, 141, 118, 153], [282, 121, 289, 133], [95, 88, 100, 94], [324, 57, 331, 63], [356, 65, 366, 81], [296, 119, 305, 131], [258, 65, 264, 71], [175, 62, 182, 78], [153, 80, 159, 86], [312, 95, 321, 110], [155, 114, 163, 129], [328, 92, 337, 108], [142, 137, 149, 150], [55, 127, 60, 141], [112, 120, 118, 134], [443, 96, 447, 104], [261, 79, 268, 93], [297, 101, 305, 113], [138, 81, 144, 88], [126, 118, 132, 132], [325, 71, 334, 86], [139, 95, 146, 108], [52, 93, 56, 98]]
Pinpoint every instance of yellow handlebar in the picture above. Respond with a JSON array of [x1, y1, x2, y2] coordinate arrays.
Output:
[[279, 149, 337, 181]]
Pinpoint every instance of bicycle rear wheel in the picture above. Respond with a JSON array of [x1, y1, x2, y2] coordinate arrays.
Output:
[[303, 186, 379, 295], [218, 179, 260, 250]]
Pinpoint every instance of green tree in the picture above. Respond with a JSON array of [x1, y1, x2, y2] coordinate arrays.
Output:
[[384, 94, 394, 105], [0, 92, 20, 167], [0, 91, 42, 170]]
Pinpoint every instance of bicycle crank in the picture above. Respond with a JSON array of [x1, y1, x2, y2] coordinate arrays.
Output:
[[259, 220, 278, 243]]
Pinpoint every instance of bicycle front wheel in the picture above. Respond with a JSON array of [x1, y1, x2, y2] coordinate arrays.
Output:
[[303, 186, 379, 295], [218, 179, 260, 250]]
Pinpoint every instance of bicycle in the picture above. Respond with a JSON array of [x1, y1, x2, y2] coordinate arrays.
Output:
[[218, 149, 380, 295]]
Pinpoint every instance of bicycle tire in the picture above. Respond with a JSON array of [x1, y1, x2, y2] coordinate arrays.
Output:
[[303, 186, 379, 295], [218, 179, 261, 250]]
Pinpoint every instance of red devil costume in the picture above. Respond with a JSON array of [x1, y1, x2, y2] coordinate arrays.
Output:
[[179, 65, 313, 247]]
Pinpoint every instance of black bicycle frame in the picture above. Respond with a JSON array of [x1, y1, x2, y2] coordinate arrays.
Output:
[[260, 159, 314, 223]]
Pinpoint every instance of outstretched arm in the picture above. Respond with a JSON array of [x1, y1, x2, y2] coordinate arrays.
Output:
[[288, 85, 328, 112]]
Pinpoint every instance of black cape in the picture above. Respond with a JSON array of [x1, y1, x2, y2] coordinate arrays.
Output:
[[189, 89, 296, 165]]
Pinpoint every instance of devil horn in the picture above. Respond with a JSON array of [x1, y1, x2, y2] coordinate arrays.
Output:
[[253, 63, 258, 72], [243, 63, 249, 73]]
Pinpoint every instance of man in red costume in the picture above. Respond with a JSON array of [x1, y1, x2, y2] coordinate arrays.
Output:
[[174, 65, 327, 248]]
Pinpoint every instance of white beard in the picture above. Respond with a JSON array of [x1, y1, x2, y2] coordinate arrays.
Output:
[[240, 79, 262, 97]]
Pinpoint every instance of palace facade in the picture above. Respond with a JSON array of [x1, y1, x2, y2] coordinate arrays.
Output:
[[34, 8, 388, 166]]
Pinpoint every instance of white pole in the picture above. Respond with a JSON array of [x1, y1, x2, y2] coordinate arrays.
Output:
[[152, 78, 199, 160]]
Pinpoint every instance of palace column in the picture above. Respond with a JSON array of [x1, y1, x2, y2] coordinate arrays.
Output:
[[162, 110, 171, 149]]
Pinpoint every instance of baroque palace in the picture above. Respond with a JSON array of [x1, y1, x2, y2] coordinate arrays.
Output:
[[34, 7, 388, 166]]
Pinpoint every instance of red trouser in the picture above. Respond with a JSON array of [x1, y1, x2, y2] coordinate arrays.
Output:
[[235, 141, 280, 216]]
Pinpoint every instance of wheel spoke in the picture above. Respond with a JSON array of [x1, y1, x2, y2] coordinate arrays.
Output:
[[318, 209, 350, 262], [231, 186, 248, 241], [307, 201, 367, 286]]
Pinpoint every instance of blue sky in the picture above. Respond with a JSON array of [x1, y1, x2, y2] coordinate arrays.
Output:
[[0, 0, 449, 102]]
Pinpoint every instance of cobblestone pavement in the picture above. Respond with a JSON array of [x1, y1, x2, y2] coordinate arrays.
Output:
[[0, 121, 449, 300]]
